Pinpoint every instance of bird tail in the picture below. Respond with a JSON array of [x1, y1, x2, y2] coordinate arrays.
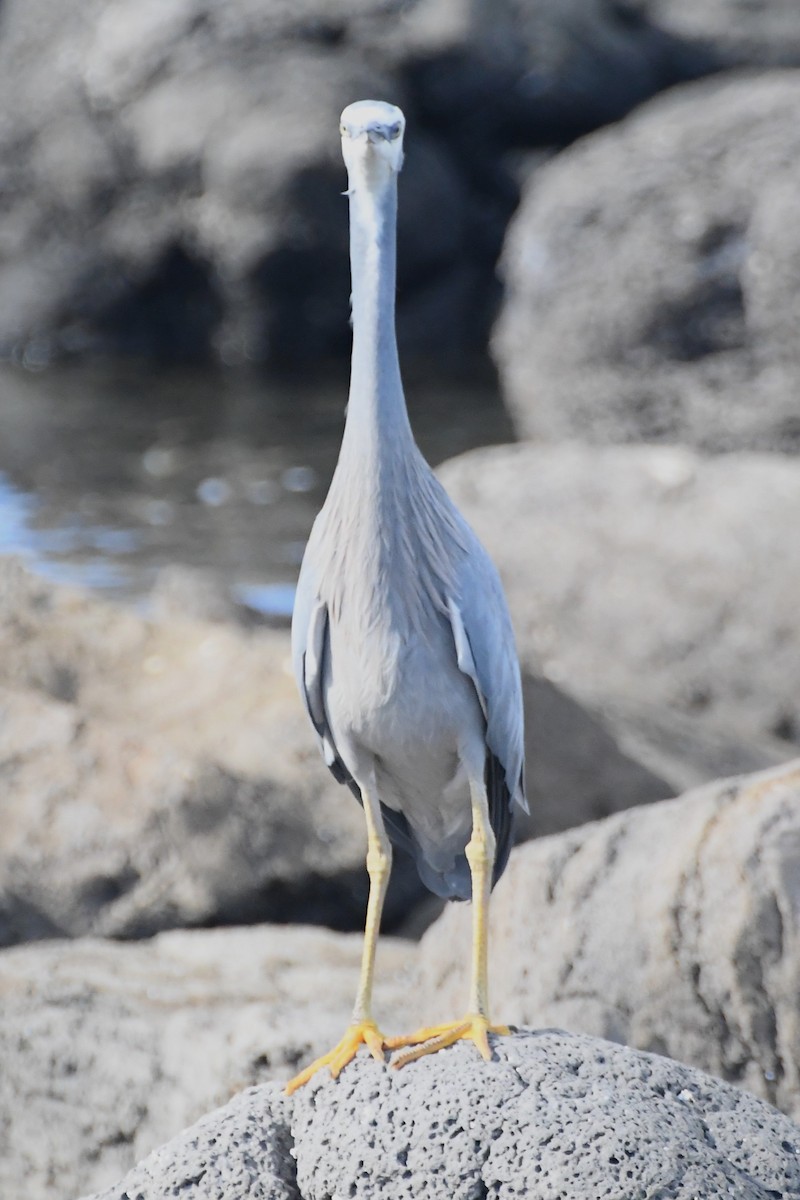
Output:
[[408, 752, 516, 901], [346, 757, 515, 902]]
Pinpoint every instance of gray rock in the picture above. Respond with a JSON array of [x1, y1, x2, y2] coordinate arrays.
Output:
[[494, 71, 800, 453], [81, 1086, 297, 1200], [397, 0, 714, 144], [438, 442, 800, 769], [0, 557, 681, 945], [84, 1030, 800, 1200], [6, 762, 800, 1197], [518, 673, 670, 839], [149, 565, 269, 627], [0, 557, 427, 942], [0, 0, 713, 367], [639, 0, 800, 67], [596, 695, 795, 797], [419, 760, 800, 1121], [0, 924, 416, 1200]]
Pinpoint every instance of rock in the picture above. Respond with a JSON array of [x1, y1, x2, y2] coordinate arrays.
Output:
[[418, 759, 800, 1121], [84, 1030, 800, 1200], [0, 924, 416, 1200], [494, 71, 800, 453], [0, 557, 428, 942], [0, 557, 684, 944], [149, 565, 267, 627], [518, 674, 670, 839], [639, 0, 800, 67], [81, 1087, 297, 1200], [438, 442, 800, 767], [595, 696, 795, 798], [6, 765, 800, 1196], [395, 0, 714, 147], [0, 0, 714, 368]]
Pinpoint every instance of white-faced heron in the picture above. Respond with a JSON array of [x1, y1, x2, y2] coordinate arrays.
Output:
[[286, 100, 526, 1094]]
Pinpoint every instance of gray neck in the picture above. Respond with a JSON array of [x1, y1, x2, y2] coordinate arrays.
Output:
[[340, 171, 413, 461]]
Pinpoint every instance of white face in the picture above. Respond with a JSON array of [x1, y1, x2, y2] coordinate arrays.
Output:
[[340, 100, 405, 185]]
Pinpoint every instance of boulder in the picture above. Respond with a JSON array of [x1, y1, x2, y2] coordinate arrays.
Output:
[[0, 557, 683, 945], [0, 924, 416, 1200], [419, 759, 800, 1120], [0, 557, 428, 941], [85, 1030, 800, 1200], [438, 442, 800, 763], [6, 762, 800, 1197], [494, 71, 800, 453], [517, 673, 670, 839], [638, 0, 800, 67], [0, 0, 713, 368]]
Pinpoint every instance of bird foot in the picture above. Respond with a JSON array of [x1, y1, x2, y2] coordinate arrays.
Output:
[[285, 1020, 389, 1095], [386, 1013, 510, 1069]]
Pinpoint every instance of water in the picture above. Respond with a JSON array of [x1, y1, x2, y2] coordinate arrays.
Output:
[[0, 359, 513, 617]]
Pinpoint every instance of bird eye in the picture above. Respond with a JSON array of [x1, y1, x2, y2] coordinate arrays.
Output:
[[387, 122, 402, 140], [339, 123, 347, 136]]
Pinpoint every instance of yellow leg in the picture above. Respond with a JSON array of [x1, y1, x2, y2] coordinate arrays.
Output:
[[387, 779, 509, 1069], [286, 787, 393, 1094]]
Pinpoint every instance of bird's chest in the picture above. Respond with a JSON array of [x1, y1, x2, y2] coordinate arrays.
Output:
[[324, 612, 475, 758], [314, 473, 477, 764]]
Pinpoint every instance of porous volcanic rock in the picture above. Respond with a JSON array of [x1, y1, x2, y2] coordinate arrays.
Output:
[[85, 1029, 800, 1200], [5, 764, 800, 1197], [419, 760, 800, 1121], [0, 925, 416, 1200]]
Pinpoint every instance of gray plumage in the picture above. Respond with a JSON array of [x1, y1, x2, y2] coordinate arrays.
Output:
[[292, 100, 526, 901]]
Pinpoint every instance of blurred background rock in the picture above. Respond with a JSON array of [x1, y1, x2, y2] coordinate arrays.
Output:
[[0, 0, 798, 924], [1, 0, 799, 934], [2, 4, 800, 1194], [0, 0, 719, 367]]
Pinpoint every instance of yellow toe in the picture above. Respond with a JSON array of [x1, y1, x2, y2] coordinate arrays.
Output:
[[388, 1015, 509, 1070], [285, 1021, 389, 1094]]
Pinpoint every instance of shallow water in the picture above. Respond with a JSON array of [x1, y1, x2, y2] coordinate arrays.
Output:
[[0, 360, 512, 617]]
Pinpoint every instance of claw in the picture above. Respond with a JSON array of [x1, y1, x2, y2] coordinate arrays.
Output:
[[388, 1014, 510, 1070], [285, 1021, 390, 1094], [363, 1024, 386, 1063]]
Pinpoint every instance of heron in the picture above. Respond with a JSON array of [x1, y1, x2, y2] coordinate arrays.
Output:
[[286, 99, 526, 1094]]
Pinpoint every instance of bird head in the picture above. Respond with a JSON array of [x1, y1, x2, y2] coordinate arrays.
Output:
[[340, 100, 405, 190]]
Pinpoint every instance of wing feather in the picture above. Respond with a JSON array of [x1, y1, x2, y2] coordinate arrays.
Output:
[[291, 557, 417, 857], [446, 572, 526, 888], [291, 505, 526, 895], [446, 537, 527, 831]]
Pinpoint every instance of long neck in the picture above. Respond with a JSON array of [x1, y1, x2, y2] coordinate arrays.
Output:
[[340, 170, 413, 461], [318, 153, 464, 626]]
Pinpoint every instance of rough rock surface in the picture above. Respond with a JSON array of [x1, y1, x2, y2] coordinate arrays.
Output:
[[0, 556, 427, 941], [495, 71, 800, 453], [439, 442, 800, 762], [0, 924, 416, 1200], [85, 1030, 800, 1200], [0, 0, 713, 367], [6, 763, 800, 1197], [419, 760, 800, 1121], [0, 556, 680, 945]]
